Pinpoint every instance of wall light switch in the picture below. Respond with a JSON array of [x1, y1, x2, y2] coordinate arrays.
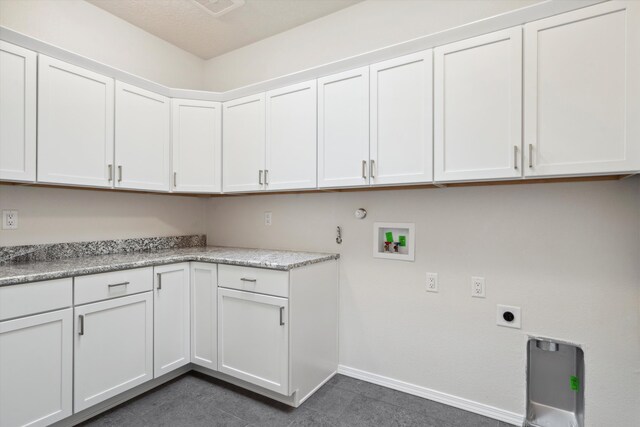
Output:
[[2, 210, 18, 230], [264, 211, 272, 226]]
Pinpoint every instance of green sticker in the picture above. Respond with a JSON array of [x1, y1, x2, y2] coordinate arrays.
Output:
[[399, 235, 407, 247], [385, 231, 394, 242], [570, 376, 580, 391]]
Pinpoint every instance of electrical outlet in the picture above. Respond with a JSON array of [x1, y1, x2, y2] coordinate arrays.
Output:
[[471, 276, 485, 298], [497, 305, 521, 329], [2, 210, 18, 230], [264, 211, 272, 226], [426, 273, 438, 293]]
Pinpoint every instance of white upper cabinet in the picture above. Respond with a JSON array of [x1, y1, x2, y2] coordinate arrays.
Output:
[[115, 82, 170, 191], [38, 55, 114, 187], [318, 67, 370, 188], [434, 28, 522, 182], [524, 1, 640, 176], [0, 41, 36, 182], [172, 99, 222, 193], [223, 94, 266, 193], [265, 81, 317, 191], [370, 51, 433, 185]]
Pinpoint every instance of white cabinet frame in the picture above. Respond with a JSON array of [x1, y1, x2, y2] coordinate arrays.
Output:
[[265, 80, 318, 191], [318, 67, 370, 188], [154, 263, 191, 377], [171, 99, 222, 193], [0, 309, 73, 427], [218, 287, 289, 395], [523, 1, 640, 177], [0, 41, 37, 182], [434, 27, 523, 182], [115, 81, 171, 191], [38, 55, 115, 188], [370, 51, 434, 185]]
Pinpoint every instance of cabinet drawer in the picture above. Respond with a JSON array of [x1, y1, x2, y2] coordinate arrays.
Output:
[[0, 278, 72, 321], [218, 265, 289, 298], [75, 267, 153, 305]]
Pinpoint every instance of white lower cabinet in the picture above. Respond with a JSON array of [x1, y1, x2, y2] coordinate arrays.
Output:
[[154, 263, 190, 377], [190, 262, 218, 370], [0, 309, 73, 427], [74, 292, 153, 412], [218, 288, 290, 394]]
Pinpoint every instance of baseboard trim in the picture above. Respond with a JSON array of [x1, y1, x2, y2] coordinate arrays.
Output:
[[337, 365, 523, 426]]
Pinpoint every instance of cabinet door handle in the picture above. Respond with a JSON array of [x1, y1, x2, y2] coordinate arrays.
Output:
[[108, 164, 113, 182], [108, 281, 129, 289], [514, 146, 519, 170], [528, 144, 534, 168], [279, 306, 285, 326], [259, 170, 263, 185], [240, 277, 257, 283], [173, 172, 177, 187], [118, 165, 123, 182], [264, 169, 269, 185], [370, 160, 376, 178], [78, 314, 85, 336], [362, 160, 367, 179], [157, 273, 162, 290]]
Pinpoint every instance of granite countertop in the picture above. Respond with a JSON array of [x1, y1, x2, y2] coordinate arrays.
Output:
[[0, 246, 339, 287]]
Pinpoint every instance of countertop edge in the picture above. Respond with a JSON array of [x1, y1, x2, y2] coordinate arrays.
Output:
[[0, 253, 339, 287]]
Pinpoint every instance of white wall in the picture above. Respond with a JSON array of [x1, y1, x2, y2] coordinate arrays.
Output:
[[206, 178, 640, 425], [0, 0, 204, 89], [0, 186, 207, 246], [203, 0, 542, 91]]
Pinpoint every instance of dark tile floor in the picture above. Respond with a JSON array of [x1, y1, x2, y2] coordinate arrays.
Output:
[[80, 373, 514, 427]]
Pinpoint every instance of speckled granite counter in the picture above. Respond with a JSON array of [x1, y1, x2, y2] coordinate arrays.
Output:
[[0, 246, 339, 287]]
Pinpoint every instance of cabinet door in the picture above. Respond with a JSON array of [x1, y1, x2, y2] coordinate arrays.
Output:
[[154, 263, 190, 377], [191, 262, 218, 370], [74, 292, 153, 412], [0, 309, 72, 427], [115, 81, 170, 191], [0, 41, 36, 182], [371, 51, 433, 185], [222, 94, 265, 193], [38, 55, 114, 187], [172, 99, 222, 193], [265, 81, 317, 191], [218, 288, 289, 394], [434, 28, 522, 182], [318, 67, 370, 188], [524, 1, 640, 176]]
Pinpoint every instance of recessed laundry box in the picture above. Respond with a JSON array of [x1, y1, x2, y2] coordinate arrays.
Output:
[[525, 338, 585, 427]]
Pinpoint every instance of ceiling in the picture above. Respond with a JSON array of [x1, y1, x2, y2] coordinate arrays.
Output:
[[87, 0, 362, 59]]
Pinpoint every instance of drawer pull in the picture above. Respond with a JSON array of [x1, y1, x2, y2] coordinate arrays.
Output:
[[279, 306, 285, 326], [108, 281, 129, 289], [78, 314, 85, 336], [157, 273, 162, 290], [240, 277, 257, 283]]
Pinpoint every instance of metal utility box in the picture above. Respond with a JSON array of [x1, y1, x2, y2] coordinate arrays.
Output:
[[525, 338, 584, 427]]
